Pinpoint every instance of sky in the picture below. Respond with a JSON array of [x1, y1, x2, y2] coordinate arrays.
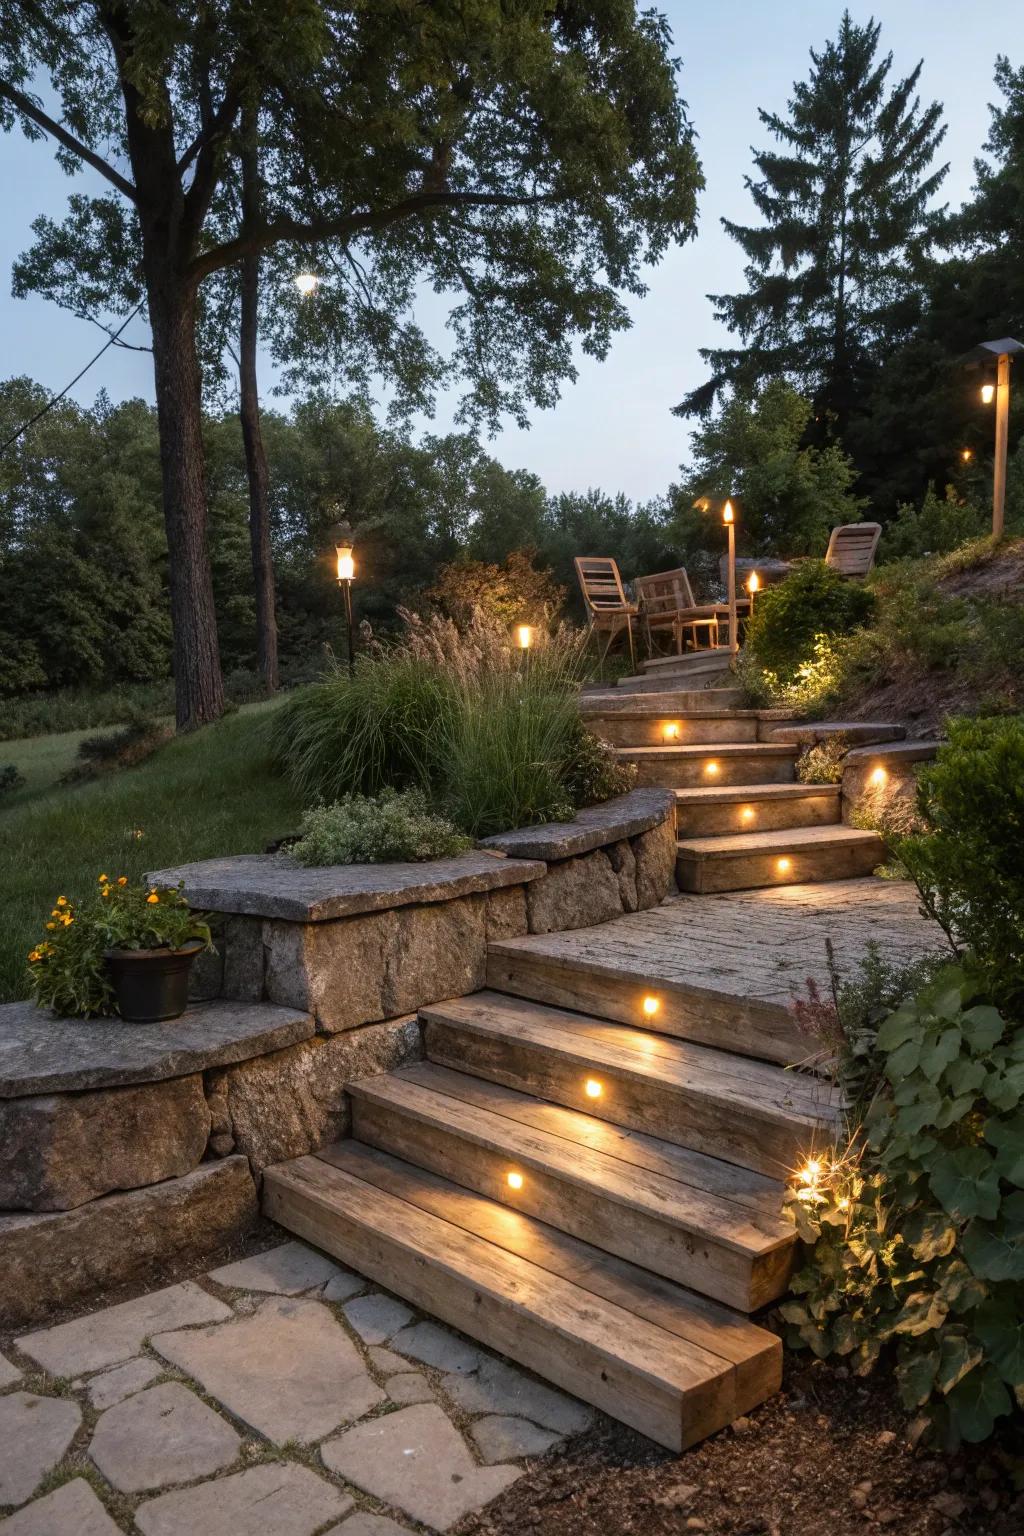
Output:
[[0, 1, 1016, 501]]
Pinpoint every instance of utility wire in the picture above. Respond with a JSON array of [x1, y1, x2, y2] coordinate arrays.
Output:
[[0, 305, 145, 455]]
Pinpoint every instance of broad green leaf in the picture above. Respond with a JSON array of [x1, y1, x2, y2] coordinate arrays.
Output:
[[904, 1210, 957, 1261], [960, 1005, 1005, 1054], [893, 1291, 948, 1336], [919, 1027, 962, 1082], [886, 1037, 922, 1082], [929, 1147, 1001, 1223], [933, 980, 968, 1021], [945, 1057, 987, 1097], [876, 1008, 923, 1052], [936, 1332, 983, 1395], [896, 1346, 939, 1408], [936, 1259, 988, 1314], [974, 1299, 1024, 1387], [933, 1094, 981, 1129], [948, 1363, 1012, 1443], [985, 1118, 1024, 1185], [896, 1087, 943, 1135], [962, 1220, 1024, 1283]]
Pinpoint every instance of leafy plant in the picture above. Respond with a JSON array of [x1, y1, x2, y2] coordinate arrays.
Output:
[[28, 876, 212, 1018], [0, 763, 25, 799], [744, 561, 875, 683], [795, 733, 851, 784], [63, 714, 172, 784], [291, 790, 471, 866], [782, 961, 1024, 1447], [561, 719, 638, 808]]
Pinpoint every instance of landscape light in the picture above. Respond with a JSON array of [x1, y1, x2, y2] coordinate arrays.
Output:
[[777, 857, 792, 874], [741, 806, 755, 822], [961, 448, 973, 463], [704, 760, 719, 776], [870, 766, 888, 787], [584, 1078, 603, 1099], [642, 995, 660, 1017], [722, 500, 734, 525], [981, 382, 995, 405], [329, 518, 357, 676], [506, 1171, 524, 1191], [515, 624, 533, 651], [662, 722, 681, 742]]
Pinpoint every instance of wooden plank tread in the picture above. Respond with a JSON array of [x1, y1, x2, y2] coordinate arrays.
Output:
[[677, 825, 883, 857]]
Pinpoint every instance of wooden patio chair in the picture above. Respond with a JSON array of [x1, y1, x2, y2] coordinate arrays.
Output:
[[634, 567, 722, 655], [824, 522, 882, 578], [574, 556, 637, 668]]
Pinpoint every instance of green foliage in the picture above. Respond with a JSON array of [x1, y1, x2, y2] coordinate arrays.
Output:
[[883, 486, 1015, 562], [795, 734, 851, 785], [428, 551, 565, 631], [561, 718, 638, 809], [894, 717, 1024, 1003], [744, 562, 875, 683], [63, 715, 171, 783], [0, 763, 24, 798], [28, 878, 212, 1019], [291, 790, 471, 866], [783, 962, 1024, 1447]]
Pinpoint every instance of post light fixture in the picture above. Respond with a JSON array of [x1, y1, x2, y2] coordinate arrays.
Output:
[[642, 995, 660, 1018], [515, 624, 533, 652], [295, 272, 319, 297], [981, 382, 995, 405], [722, 499, 738, 656], [961, 339, 1023, 537], [584, 1078, 603, 1099], [506, 1171, 524, 1191], [329, 516, 357, 677]]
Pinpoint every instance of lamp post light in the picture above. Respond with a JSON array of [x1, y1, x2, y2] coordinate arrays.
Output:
[[746, 569, 760, 621], [331, 520, 357, 677], [960, 338, 1023, 539], [722, 499, 738, 656]]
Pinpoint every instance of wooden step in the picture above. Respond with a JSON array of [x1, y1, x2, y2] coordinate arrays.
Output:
[[263, 1141, 782, 1450], [616, 742, 797, 789], [581, 709, 760, 747], [421, 992, 840, 1179], [616, 672, 737, 696], [485, 937, 812, 1067], [350, 1065, 795, 1311], [675, 783, 842, 837], [642, 649, 733, 676], [676, 825, 885, 894]]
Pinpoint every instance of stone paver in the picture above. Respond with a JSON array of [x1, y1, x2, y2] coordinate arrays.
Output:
[[471, 1415, 562, 1463], [18, 1280, 231, 1376], [208, 1241, 343, 1295], [386, 1373, 434, 1405], [322, 1403, 519, 1532], [323, 1269, 365, 1303], [331, 1517, 415, 1536], [341, 1292, 413, 1344], [368, 1346, 409, 1376], [89, 1381, 240, 1494], [0, 1478, 120, 1534], [442, 1358, 593, 1434], [153, 1295, 383, 1444], [135, 1463, 352, 1536], [0, 1351, 20, 1390], [86, 1356, 162, 1411], [0, 1392, 81, 1507], [390, 1321, 482, 1375]]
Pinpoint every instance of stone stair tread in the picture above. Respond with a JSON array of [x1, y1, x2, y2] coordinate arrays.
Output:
[[615, 742, 798, 759], [351, 1065, 793, 1256], [263, 1142, 782, 1450], [580, 690, 745, 712], [675, 782, 841, 804], [677, 825, 882, 858]]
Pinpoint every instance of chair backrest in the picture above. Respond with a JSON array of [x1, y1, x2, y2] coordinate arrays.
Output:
[[574, 556, 631, 616], [634, 567, 698, 617], [825, 522, 882, 578]]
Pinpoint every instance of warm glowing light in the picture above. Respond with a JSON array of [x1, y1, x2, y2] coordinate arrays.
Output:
[[662, 722, 681, 742], [506, 1171, 524, 1191], [722, 499, 735, 525], [704, 760, 719, 777], [869, 766, 888, 787], [746, 571, 760, 594], [515, 624, 533, 651], [295, 272, 319, 296], [799, 1159, 822, 1185], [642, 995, 660, 1017], [336, 545, 355, 582], [981, 382, 995, 405], [961, 448, 973, 463], [740, 806, 756, 823], [777, 857, 792, 874], [584, 1078, 603, 1099]]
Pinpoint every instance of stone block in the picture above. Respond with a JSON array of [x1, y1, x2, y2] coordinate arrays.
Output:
[[221, 915, 265, 1001], [479, 788, 675, 860], [606, 838, 639, 912], [1, 1158, 257, 1330], [0, 1075, 210, 1212], [0, 1392, 81, 1507], [135, 1464, 351, 1536], [485, 885, 529, 941], [633, 815, 678, 908], [526, 848, 624, 935], [206, 1016, 421, 1174], [0, 1479, 121, 1535]]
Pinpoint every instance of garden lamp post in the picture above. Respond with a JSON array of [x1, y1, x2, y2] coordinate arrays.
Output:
[[723, 499, 738, 655], [331, 520, 357, 676], [746, 569, 759, 618], [959, 338, 1023, 539], [515, 623, 533, 674]]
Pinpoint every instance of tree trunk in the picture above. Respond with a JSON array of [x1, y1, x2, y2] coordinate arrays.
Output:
[[148, 280, 226, 730], [239, 116, 279, 693]]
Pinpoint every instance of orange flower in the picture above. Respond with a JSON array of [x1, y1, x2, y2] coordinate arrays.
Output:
[[117, 876, 128, 886], [98, 873, 109, 884], [46, 922, 56, 931], [146, 892, 160, 905], [55, 896, 68, 908]]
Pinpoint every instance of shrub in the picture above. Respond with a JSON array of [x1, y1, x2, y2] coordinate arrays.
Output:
[[883, 486, 993, 561], [744, 561, 875, 683], [561, 718, 638, 808], [291, 790, 472, 865], [0, 764, 25, 799], [64, 714, 171, 783], [795, 733, 851, 785], [428, 550, 566, 630]]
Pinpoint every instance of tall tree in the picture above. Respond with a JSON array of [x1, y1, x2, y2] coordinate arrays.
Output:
[[2, 1, 702, 729], [678, 11, 947, 434]]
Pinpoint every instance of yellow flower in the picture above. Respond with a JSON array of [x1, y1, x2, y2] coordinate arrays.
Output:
[[117, 876, 128, 887], [146, 892, 160, 905], [28, 949, 41, 963], [61, 914, 73, 927], [46, 921, 56, 931], [101, 886, 111, 898], [98, 873, 109, 884], [56, 896, 67, 908]]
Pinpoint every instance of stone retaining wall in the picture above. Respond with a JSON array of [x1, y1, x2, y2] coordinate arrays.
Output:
[[840, 740, 940, 827]]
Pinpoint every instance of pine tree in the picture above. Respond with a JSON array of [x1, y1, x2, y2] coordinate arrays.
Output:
[[679, 12, 947, 432]]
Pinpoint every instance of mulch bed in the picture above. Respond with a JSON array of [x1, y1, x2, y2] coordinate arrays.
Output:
[[458, 1356, 1024, 1536]]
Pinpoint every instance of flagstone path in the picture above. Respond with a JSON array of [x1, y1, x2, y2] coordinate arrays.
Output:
[[0, 1240, 593, 1535]]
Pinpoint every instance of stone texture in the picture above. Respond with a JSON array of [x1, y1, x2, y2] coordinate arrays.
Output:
[[0, 999, 312, 1098], [441, 1358, 593, 1434], [0, 1393, 81, 1506], [321, 1403, 519, 1532], [480, 788, 675, 861], [1, 1159, 257, 1330], [208, 1240, 343, 1295], [0, 1351, 20, 1389], [206, 1018, 421, 1173], [0, 1076, 210, 1212], [152, 1295, 384, 1445], [221, 916, 265, 1002], [841, 741, 941, 828], [330, 1518, 414, 1536], [368, 1345, 409, 1375], [485, 885, 529, 941], [86, 1357, 162, 1411], [148, 851, 545, 922], [632, 815, 679, 909], [341, 1292, 413, 1344], [386, 1373, 434, 1405], [135, 1464, 352, 1536], [526, 847, 625, 935], [89, 1382, 240, 1494], [390, 1322, 482, 1375], [264, 899, 489, 1032], [0, 1479, 121, 1535], [471, 1415, 562, 1463], [606, 838, 640, 912], [767, 721, 906, 746], [19, 1279, 232, 1377], [323, 1269, 365, 1303]]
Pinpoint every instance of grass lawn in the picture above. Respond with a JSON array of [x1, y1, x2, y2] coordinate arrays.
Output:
[[0, 702, 303, 1003]]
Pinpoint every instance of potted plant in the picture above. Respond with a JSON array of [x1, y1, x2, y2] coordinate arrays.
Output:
[[28, 875, 212, 1023]]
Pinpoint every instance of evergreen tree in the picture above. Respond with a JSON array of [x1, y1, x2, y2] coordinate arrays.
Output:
[[678, 12, 947, 434]]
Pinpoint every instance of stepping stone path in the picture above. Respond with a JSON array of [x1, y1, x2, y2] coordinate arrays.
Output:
[[5, 1240, 588, 1534]]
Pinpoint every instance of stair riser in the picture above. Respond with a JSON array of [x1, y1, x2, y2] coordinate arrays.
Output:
[[642, 653, 733, 677], [586, 688, 746, 712], [485, 950, 808, 1067], [675, 793, 841, 837], [625, 755, 796, 789], [352, 1097, 790, 1312], [585, 715, 760, 747], [617, 673, 735, 695], [676, 838, 884, 894], [424, 1018, 820, 1180], [263, 1162, 717, 1451]]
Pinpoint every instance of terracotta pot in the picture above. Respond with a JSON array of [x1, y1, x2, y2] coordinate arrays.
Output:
[[104, 941, 204, 1023]]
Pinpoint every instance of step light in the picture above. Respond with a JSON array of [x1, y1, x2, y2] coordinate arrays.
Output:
[[584, 1078, 603, 1099], [777, 857, 792, 874], [642, 995, 660, 1017], [704, 760, 719, 776], [662, 722, 681, 742], [740, 806, 755, 823], [506, 1170, 524, 1191]]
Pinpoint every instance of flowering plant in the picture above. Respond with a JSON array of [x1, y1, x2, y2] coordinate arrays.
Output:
[[28, 875, 212, 1018]]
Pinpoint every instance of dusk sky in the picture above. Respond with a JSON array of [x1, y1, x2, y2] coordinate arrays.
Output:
[[0, 1, 1016, 501]]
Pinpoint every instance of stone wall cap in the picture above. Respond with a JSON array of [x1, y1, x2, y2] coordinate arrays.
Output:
[[844, 739, 943, 765], [478, 788, 675, 861], [147, 851, 546, 922], [766, 721, 906, 745], [0, 998, 314, 1097]]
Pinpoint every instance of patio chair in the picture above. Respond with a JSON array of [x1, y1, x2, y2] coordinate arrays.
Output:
[[574, 556, 637, 668], [634, 567, 723, 655], [824, 522, 882, 578]]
